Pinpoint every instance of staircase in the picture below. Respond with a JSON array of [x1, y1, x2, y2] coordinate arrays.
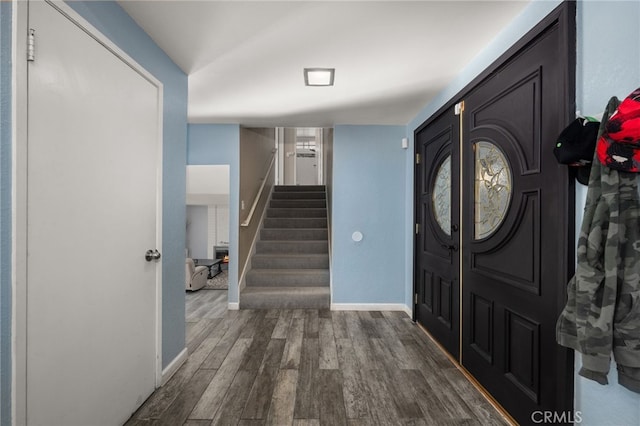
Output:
[[240, 185, 330, 309]]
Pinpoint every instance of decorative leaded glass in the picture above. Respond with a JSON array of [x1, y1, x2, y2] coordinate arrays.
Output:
[[474, 141, 512, 239], [432, 155, 451, 236]]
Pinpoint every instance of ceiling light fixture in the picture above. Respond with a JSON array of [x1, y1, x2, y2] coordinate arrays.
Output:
[[304, 68, 335, 86]]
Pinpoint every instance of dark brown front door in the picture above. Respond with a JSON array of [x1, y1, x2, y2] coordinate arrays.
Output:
[[415, 111, 460, 358], [461, 11, 573, 425]]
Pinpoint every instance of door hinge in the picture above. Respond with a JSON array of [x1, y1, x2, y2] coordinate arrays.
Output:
[[454, 100, 465, 116], [415, 153, 421, 165], [27, 29, 35, 62], [415, 223, 420, 234], [414, 293, 418, 305], [27, 28, 36, 62]]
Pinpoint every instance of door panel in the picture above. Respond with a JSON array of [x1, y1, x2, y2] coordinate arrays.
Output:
[[461, 16, 570, 423], [472, 189, 540, 294], [26, 2, 160, 425], [415, 111, 460, 358]]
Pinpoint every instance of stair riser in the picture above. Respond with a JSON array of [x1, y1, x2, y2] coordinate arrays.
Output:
[[267, 209, 327, 218], [252, 256, 329, 269], [240, 296, 330, 310], [270, 199, 326, 208], [274, 185, 325, 192], [261, 229, 328, 241], [256, 241, 328, 254], [272, 192, 326, 200], [246, 272, 329, 287], [240, 288, 330, 309], [264, 218, 327, 228]]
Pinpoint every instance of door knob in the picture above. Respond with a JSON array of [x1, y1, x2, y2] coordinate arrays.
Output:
[[441, 244, 459, 252], [145, 249, 161, 262]]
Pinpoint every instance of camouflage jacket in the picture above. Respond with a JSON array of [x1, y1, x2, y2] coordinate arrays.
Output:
[[556, 97, 640, 394]]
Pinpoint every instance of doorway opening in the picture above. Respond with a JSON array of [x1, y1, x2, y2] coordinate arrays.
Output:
[[276, 127, 325, 186], [186, 165, 230, 318]]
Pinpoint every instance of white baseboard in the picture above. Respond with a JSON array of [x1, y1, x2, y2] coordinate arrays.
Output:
[[228, 302, 239, 311], [161, 347, 188, 386], [402, 304, 413, 318], [331, 303, 411, 314]]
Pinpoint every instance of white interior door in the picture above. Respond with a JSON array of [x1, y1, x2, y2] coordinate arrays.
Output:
[[26, 2, 161, 425], [296, 153, 318, 185]]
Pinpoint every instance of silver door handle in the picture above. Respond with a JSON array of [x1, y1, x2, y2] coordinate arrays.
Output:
[[145, 249, 161, 262]]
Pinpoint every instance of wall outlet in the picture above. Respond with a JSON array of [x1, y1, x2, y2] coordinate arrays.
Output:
[[241, 200, 245, 210]]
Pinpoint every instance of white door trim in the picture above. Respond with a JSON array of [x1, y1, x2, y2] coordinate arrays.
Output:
[[12, 1, 164, 424]]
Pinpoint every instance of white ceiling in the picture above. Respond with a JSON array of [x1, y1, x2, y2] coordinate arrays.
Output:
[[118, 1, 530, 127]]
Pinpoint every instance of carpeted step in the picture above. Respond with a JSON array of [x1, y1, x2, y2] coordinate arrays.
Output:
[[264, 218, 327, 229], [272, 191, 326, 200], [267, 208, 327, 218], [274, 185, 325, 192], [240, 286, 330, 309], [252, 253, 329, 269], [270, 199, 326, 209], [261, 228, 328, 241], [256, 240, 328, 254], [241, 185, 330, 310], [246, 269, 329, 287]]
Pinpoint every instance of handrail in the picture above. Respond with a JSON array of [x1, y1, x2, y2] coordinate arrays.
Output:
[[240, 151, 276, 227]]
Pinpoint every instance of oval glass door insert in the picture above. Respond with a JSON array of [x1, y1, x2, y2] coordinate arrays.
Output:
[[432, 155, 452, 236], [474, 141, 512, 239]]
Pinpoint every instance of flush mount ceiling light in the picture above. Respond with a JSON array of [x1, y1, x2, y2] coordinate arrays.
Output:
[[304, 68, 335, 86]]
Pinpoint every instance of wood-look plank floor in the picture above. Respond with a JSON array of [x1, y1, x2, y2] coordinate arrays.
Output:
[[126, 290, 509, 426]]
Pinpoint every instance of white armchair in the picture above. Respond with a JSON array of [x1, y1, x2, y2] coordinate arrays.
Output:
[[186, 258, 208, 291]]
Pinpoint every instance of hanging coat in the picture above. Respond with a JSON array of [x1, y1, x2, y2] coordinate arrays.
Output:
[[556, 96, 640, 394]]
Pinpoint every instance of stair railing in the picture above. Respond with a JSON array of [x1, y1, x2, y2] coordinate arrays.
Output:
[[240, 150, 276, 227]]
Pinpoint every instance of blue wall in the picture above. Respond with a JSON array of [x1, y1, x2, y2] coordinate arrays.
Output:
[[64, 1, 189, 369], [573, 2, 640, 425], [332, 125, 407, 305], [576, 1, 639, 116], [187, 124, 240, 305], [0, 2, 12, 425]]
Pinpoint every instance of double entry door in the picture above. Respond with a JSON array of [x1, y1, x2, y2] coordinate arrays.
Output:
[[414, 7, 573, 424]]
